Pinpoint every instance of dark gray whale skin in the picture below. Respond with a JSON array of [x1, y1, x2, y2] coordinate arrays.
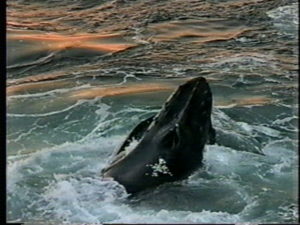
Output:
[[101, 77, 215, 194]]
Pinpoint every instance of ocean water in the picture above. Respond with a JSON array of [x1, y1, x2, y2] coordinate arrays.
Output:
[[7, 0, 298, 224]]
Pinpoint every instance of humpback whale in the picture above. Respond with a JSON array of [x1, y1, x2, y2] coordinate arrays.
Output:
[[102, 77, 215, 194]]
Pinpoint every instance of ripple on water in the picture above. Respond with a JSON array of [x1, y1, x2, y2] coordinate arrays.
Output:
[[145, 18, 252, 43], [7, 0, 298, 223]]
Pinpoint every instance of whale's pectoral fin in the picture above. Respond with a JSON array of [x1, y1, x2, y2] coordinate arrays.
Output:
[[207, 120, 216, 145], [116, 115, 155, 155]]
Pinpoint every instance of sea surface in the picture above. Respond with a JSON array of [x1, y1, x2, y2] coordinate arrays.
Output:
[[7, 0, 299, 224]]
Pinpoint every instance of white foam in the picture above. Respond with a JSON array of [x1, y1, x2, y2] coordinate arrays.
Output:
[[206, 55, 276, 70], [251, 125, 281, 137], [267, 4, 299, 25], [278, 204, 298, 222], [262, 138, 297, 159], [7, 101, 298, 224], [7, 100, 88, 117], [7, 135, 123, 194], [7, 84, 92, 99], [272, 116, 298, 125], [267, 3, 299, 35], [39, 174, 129, 223], [110, 207, 242, 224], [147, 157, 173, 177]]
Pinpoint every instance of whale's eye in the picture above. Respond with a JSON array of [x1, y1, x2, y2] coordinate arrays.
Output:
[[161, 127, 180, 149]]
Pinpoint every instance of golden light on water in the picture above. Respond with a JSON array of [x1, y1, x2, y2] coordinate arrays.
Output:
[[7, 31, 137, 53], [69, 83, 173, 99]]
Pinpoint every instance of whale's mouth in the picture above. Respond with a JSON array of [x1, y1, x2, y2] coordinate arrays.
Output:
[[103, 138, 140, 174], [101, 177, 115, 182]]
